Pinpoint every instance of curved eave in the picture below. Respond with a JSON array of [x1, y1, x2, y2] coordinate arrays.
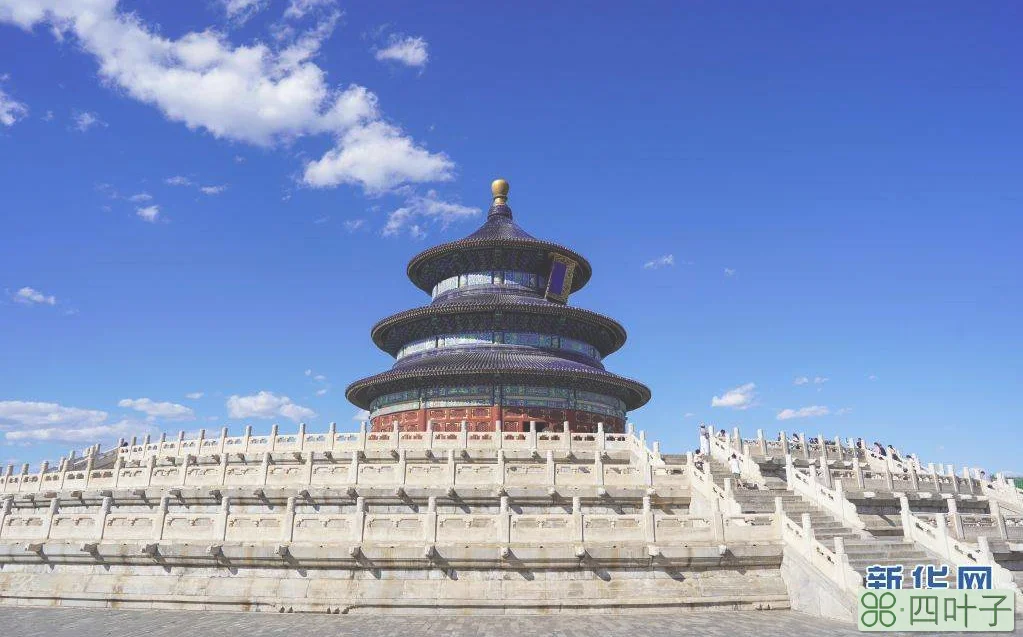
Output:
[[370, 298, 628, 357], [406, 238, 593, 295], [346, 366, 651, 413]]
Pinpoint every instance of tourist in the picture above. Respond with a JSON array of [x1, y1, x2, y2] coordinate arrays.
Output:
[[729, 453, 741, 478], [693, 449, 705, 472], [873, 441, 886, 456], [699, 431, 709, 455], [717, 428, 727, 438], [887, 445, 901, 462]]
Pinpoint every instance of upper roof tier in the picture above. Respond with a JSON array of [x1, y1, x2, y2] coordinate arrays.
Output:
[[406, 180, 593, 296]]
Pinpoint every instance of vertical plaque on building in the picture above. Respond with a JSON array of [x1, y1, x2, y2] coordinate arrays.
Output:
[[545, 253, 576, 304]]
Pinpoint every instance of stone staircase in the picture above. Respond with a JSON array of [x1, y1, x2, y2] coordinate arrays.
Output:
[[706, 457, 953, 589]]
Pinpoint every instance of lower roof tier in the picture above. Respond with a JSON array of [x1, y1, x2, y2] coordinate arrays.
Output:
[[346, 348, 650, 412]]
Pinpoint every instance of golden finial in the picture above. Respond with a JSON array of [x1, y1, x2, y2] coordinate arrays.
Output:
[[491, 178, 510, 205]]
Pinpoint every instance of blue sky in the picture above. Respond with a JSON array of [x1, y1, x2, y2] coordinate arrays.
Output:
[[0, 1, 1020, 474]]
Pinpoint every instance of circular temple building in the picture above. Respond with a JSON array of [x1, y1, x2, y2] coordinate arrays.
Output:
[[346, 179, 650, 433]]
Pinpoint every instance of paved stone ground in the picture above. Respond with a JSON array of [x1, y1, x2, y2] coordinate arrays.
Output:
[[1, 608, 1020, 636]]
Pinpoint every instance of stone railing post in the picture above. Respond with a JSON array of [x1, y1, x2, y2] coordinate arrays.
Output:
[[496, 449, 506, 488], [218, 496, 231, 541], [0, 497, 13, 535], [355, 497, 366, 543], [961, 467, 975, 495], [259, 452, 270, 486], [298, 423, 306, 452], [818, 432, 828, 462], [732, 427, 741, 451], [447, 450, 456, 486], [596, 422, 606, 452], [884, 466, 895, 491], [799, 433, 809, 461], [219, 452, 229, 486], [397, 448, 407, 486], [154, 495, 169, 540], [493, 420, 501, 449], [459, 420, 468, 448], [945, 497, 964, 540], [146, 455, 157, 488], [95, 496, 112, 541], [947, 464, 960, 494], [757, 429, 767, 456], [425, 496, 437, 543], [989, 501, 1008, 539], [546, 451, 556, 486], [898, 496, 913, 543], [282, 496, 295, 542], [909, 464, 919, 491], [269, 424, 279, 452], [774, 496, 784, 536], [710, 496, 725, 543], [179, 455, 191, 487], [852, 457, 866, 489], [593, 449, 604, 487], [780, 430, 789, 456], [499, 496, 512, 543], [801, 512, 814, 553], [348, 450, 359, 485], [42, 498, 60, 539]]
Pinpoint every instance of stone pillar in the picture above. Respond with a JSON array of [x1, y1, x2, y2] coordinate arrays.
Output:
[[496, 449, 506, 488], [268, 423, 279, 452], [596, 422, 606, 451], [757, 429, 767, 456], [499, 496, 511, 543], [818, 432, 828, 461], [298, 423, 306, 451], [528, 421, 537, 452], [799, 433, 809, 461], [852, 457, 866, 489], [178, 455, 190, 487], [242, 425, 252, 453], [642, 495, 655, 543], [572, 496, 583, 543], [281, 496, 295, 542], [154, 495, 169, 540], [780, 430, 789, 456], [348, 451, 359, 485], [259, 452, 270, 486], [945, 497, 964, 540], [397, 448, 407, 486], [446, 450, 456, 485], [215, 451, 227, 486], [594, 450, 604, 487], [494, 420, 501, 449], [355, 497, 366, 543], [0, 497, 13, 536], [425, 496, 437, 543], [546, 451, 556, 486], [962, 466, 975, 495], [801, 512, 814, 552], [42, 498, 60, 539], [990, 501, 1009, 540], [217, 496, 231, 541], [562, 420, 569, 435], [459, 420, 468, 448], [732, 427, 741, 451], [95, 496, 112, 541], [909, 464, 919, 491], [884, 465, 894, 491], [898, 495, 913, 543]]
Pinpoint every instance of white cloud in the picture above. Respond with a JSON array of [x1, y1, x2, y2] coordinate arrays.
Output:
[[776, 405, 830, 420], [185, 392, 204, 400], [382, 189, 479, 238], [793, 376, 809, 386], [711, 383, 756, 410], [835, 407, 852, 416], [868, 374, 877, 381], [128, 192, 153, 203], [72, 110, 104, 132], [343, 218, 365, 232], [165, 176, 194, 187], [226, 391, 315, 422], [643, 254, 674, 270], [200, 184, 227, 195], [0, 400, 107, 430], [0, 3, 451, 194], [118, 397, 195, 421], [315, 388, 328, 396], [374, 35, 429, 68], [0, 84, 28, 126], [136, 205, 161, 223], [219, 0, 267, 22], [683, 412, 695, 418], [13, 286, 56, 306], [283, 0, 337, 20], [724, 267, 736, 277], [5, 419, 147, 443], [303, 121, 454, 192], [352, 409, 370, 421], [813, 376, 828, 385]]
